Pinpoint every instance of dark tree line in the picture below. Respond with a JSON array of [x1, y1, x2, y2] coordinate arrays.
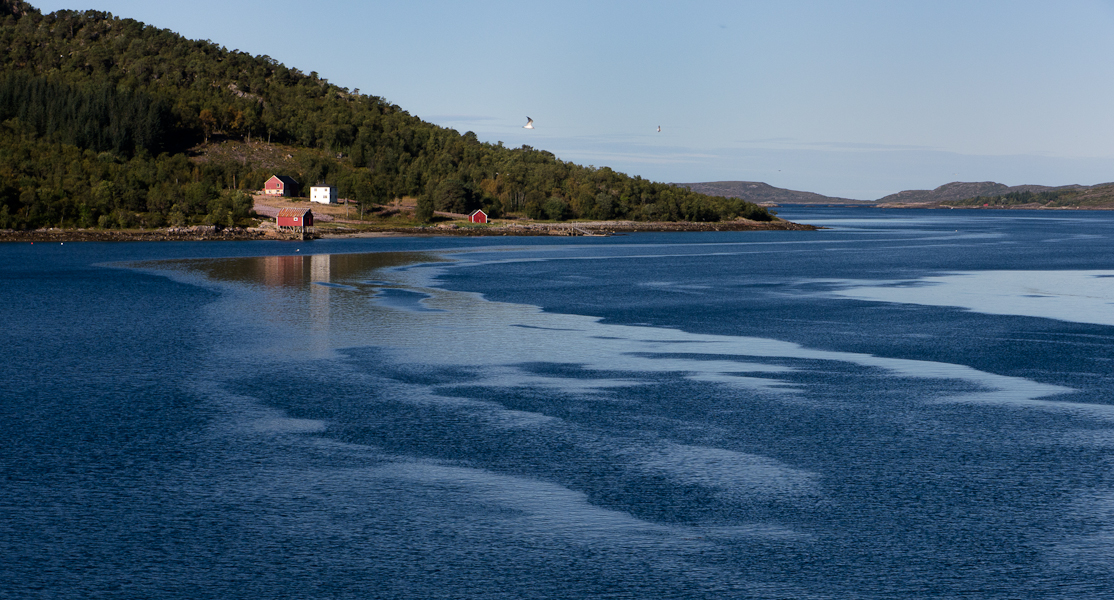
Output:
[[0, 124, 254, 229], [0, 1, 773, 230]]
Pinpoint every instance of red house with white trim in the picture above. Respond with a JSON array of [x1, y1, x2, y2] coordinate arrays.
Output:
[[469, 209, 488, 224], [264, 175, 300, 197], [277, 207, 313, 232]]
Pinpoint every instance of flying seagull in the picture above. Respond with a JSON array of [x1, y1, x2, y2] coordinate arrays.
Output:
[[657, 125, 661, 133], [523, 117, 534, 129]]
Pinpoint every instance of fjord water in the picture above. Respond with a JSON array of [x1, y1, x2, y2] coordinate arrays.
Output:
[[3, 208, 1114, 598]]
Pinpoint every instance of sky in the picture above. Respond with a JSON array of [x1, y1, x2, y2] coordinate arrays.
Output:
[[30, 0, 1114, 199]]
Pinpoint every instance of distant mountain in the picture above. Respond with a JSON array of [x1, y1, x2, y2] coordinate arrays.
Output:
[[675, 181, 870, 205], [876, 181, 1092, 205]]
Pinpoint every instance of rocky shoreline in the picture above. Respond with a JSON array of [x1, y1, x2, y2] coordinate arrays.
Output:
[[0, 226, 276, 243], [1, 219, 817, 243]]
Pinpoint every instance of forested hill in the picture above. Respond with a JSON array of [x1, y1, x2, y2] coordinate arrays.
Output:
[[0, 0, 772, 230]]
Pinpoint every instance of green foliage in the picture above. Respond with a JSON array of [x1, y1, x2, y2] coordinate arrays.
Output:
[[0, 1, 38, 18], [0, 3, 773, 230], [434, 178, 468, 214], [543, 197, 570, 221], [415, 191, 434, 223]]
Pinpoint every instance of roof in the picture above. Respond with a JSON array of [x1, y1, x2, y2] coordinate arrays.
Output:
[[269, 175, 299, 185], [277, 208, 312, 217], [470, 209, 487, 215]]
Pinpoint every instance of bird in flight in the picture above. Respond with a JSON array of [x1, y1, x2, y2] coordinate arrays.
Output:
[[657, 125, 661, 133], [523, 117, 534, 129]]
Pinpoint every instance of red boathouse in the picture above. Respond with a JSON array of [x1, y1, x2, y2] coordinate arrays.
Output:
[[277, 207, 313, 233], [469, 209, 488, 224]]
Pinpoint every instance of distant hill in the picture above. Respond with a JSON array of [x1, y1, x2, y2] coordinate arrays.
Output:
[[876, 181, 1094, 205], [941, 182, 1114, 209], [680, 179, 1114, 209], [675, 181, 870, 205]]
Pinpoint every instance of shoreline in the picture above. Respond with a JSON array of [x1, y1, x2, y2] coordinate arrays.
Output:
[[0, 219, 818, 243], [0, 226, 274, 243]]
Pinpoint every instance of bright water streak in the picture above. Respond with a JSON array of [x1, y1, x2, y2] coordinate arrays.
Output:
[[831, 269, 1114, 326]]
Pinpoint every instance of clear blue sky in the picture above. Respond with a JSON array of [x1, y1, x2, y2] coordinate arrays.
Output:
[[32, 0, 1114, 199]]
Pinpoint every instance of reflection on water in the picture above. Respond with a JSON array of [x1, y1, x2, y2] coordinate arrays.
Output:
[[144, 251, 452, 359], [168, 251, 446, 289]]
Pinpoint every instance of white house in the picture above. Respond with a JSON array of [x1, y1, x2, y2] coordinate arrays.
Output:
[[310, 185, 337, 204]]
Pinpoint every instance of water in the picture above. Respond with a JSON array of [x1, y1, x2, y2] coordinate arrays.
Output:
[[3, 208, 1114, 598]]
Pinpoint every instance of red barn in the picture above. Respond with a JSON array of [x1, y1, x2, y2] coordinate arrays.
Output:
[[277, 207, 313, 232], [264, 175, 300, 197], [469, 209, 488, 224]]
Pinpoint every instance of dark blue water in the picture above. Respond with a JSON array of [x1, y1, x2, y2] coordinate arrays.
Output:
[[3, 209, 1114, 598]]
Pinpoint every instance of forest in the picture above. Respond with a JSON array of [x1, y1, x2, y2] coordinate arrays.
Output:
[[0, 0, 773, 230]]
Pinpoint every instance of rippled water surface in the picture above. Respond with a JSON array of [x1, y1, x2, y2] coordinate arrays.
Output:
[[3, 208, 1114, 598]]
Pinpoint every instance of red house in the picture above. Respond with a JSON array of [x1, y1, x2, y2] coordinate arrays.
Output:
[[264, 175, 300, 197], [469, 209, 488, 224], [277, 207, 313, 232]]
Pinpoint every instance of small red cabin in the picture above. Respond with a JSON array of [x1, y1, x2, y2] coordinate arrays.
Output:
[[469, 209, 488, 224], [277, 207, 313, 231], [264, 175, 300, 197]]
